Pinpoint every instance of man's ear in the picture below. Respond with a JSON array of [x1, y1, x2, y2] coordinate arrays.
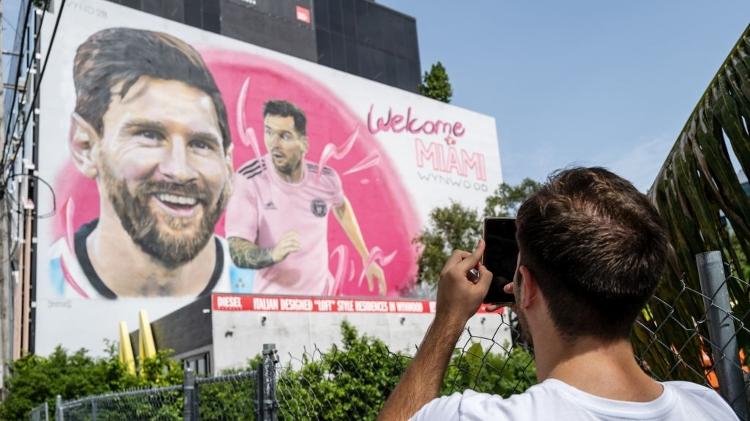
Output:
[[301, 135, 309, 153], [518, 265, 539, 310], [69, 113, 100, 179]]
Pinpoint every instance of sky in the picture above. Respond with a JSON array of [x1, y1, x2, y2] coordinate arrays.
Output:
[[379, 0, 750, 191], [3, 1, 749, 191]]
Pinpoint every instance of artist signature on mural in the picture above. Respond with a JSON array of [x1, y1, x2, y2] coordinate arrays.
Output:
[[69, 1, 108, 19], [47, 299, 72, 309]]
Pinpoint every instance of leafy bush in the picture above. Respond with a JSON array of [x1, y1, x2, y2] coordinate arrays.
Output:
[[443, 342, 536, 397], [276, 322, 409, 420], [5, 323, 535, 421], [0, 344, 181, 421], [276, 322, 536, 420]]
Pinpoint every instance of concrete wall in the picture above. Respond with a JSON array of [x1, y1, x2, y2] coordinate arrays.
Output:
[[211, 309, 513, 370]]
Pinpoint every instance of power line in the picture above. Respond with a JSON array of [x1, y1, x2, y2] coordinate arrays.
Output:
[[2, 3, 48, 160], [0, 0, 33, 173], [1, 0, 65, 192]]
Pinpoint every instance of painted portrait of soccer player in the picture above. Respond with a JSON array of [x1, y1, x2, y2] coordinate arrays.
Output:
[[48, 28, 253, 298], [225, 100, 386, 296]]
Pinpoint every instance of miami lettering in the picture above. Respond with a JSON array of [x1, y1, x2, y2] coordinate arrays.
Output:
[[415, 138, 486, 181]]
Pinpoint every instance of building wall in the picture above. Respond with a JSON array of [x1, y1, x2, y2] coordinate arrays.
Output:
[[211, 310, 512, 370], [107, 0, 318, 62], [106, 0, 421, 91], [314, 0, 421, 92], [36, 0, 499, 356]]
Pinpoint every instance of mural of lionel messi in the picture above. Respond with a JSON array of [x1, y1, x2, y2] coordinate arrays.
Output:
[[48, 28, 253, 298]]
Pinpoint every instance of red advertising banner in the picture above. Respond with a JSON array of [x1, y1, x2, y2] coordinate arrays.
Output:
[[212, 293, 505, 314]]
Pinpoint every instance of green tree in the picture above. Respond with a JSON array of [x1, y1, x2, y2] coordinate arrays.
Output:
[[418, 62, 453, 103], [414, 202, 482, 286], [0, 345, 182, 420], [415, 179, 541, 286], [6, 324, 536, 420], [484, 178, 543, 218]]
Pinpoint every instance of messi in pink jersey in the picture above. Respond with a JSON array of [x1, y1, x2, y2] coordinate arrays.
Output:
[[226, 100, 386, 295], [226, 156, 343, 294]]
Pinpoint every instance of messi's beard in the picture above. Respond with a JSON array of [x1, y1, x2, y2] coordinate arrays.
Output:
[[102, 168, 229, 268], [273, 152, 303, 176]]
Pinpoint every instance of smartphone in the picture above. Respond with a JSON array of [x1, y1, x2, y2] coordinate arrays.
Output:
[[482, 217, 518, 304]]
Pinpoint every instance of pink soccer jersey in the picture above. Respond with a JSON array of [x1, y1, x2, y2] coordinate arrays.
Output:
[[225, 155, 345, 295]]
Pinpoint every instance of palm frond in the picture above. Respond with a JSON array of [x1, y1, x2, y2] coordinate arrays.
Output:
[[636, 25, 750, 382]]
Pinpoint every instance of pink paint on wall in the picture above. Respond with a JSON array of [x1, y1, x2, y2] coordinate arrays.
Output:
[[204, 49, 421, 297]]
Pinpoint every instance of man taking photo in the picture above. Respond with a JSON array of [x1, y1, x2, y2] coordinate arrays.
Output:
[[379, 167, 737, 420]]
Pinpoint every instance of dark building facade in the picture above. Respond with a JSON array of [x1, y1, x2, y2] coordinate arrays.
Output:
[[108, 0, 421, 92], [313, 0, 420, 91]]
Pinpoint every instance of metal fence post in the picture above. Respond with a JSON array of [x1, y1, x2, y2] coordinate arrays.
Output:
[[696, 251, 750, 420], [255, 355, 265, 421], [91, 398, 97, 421], [54, 395, 63, 421], [263, 343, 278, 421], [256, 343, 278, 421], [44, 402, 49, 421], [183, 367, 199, 421]]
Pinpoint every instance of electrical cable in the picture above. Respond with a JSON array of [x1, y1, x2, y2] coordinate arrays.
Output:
[[1, 1, 51, 175], [4, 173, 56, 218], [3, 3, 50, 149], [1, 0, 66, 193], [1, 0, 34, 163]]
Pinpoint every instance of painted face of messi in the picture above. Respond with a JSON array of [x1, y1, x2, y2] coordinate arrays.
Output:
[[94, 76, 232, 267], [263, 114, 308, 177]]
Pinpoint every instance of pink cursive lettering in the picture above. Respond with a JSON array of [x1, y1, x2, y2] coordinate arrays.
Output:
[[368, 105, 467, 140]]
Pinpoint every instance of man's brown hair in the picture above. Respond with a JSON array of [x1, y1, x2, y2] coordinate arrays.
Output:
[[73, 27, 231, 150], [516, 167, 669, 340]]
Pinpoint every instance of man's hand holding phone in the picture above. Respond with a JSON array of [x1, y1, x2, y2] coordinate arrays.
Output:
[[485, 283, 515, 313], [435, 240, 493, 328]]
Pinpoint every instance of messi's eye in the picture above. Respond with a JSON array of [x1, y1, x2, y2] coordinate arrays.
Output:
[[190, 138, 216, 151], [135, 129, 164, 141], [281, 132, 294, 142]]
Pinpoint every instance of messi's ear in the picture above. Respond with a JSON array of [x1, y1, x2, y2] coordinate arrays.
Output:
[[224, 142, 234, 195], [69, 113, 100, 179], [224, 142, 234, 172]]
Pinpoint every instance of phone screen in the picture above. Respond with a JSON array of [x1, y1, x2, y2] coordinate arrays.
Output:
[[482, 217, 518, 304]]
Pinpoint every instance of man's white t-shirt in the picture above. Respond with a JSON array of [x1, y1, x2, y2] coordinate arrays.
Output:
[[411, 379, 738, 420]]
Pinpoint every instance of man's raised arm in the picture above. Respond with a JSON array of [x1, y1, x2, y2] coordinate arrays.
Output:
[[378, 241, 492, 420]]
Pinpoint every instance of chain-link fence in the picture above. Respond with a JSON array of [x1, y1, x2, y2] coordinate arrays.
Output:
[[28, 250, 750, 420], [33, 344, 277, 421], [56, 385, 183, 420], [195, 370, 258, 420], [634, 251, 750, 419]]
